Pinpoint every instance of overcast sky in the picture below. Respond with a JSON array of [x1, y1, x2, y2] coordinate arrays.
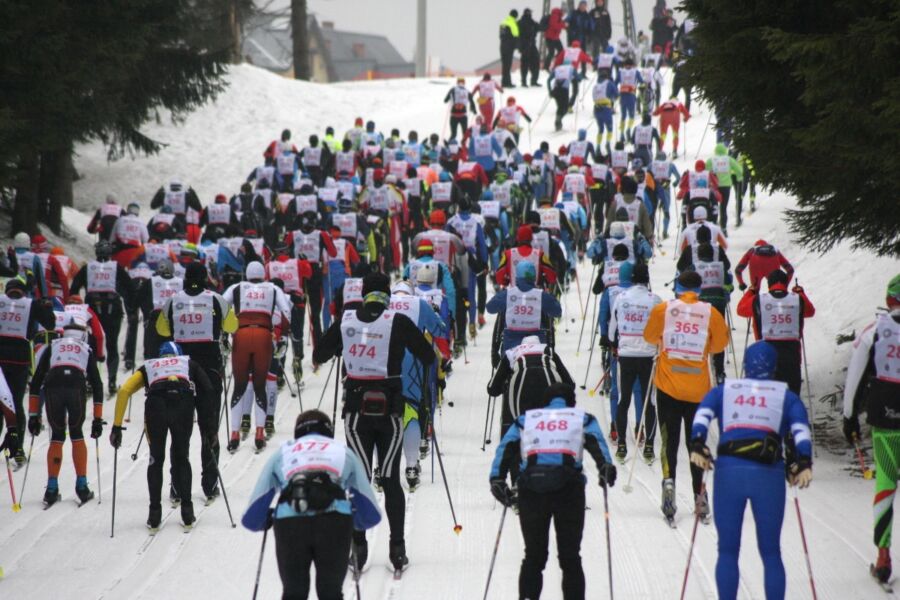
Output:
[[291, 0, 667, 72]]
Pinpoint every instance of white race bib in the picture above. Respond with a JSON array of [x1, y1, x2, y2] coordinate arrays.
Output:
[[145, 356, 191, 385], [240, 283, 275, 315], [759, 292, 800, 341], [874, 314, 900, 383], [662, 300, 711, 360], [87, 261, 117, 294], [520, 407, 585, 461], [0, 297, 31, 338], [505, 288, 542, 331], [50, 339, 90, 372], [721, 379, 787, 434], [281, 435, 347, 481], [172, 292, 215, 342], [341, 310, 393, 379]]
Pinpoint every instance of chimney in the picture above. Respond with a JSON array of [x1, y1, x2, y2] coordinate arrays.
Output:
[[322, 21, 334, 30]]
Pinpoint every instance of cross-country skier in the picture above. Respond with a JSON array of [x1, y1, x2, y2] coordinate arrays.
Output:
[[734, 239, 795, 291], [690, 340, 813, 600], [110, 341, 217, 531], [490, 382, 616, 600], [28, 315, 105, 507], [643, 270, 729, 523], [241, 410, 381, 598]]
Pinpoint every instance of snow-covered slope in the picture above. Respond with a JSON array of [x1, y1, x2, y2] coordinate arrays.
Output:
[[0, 64, 896, 599]]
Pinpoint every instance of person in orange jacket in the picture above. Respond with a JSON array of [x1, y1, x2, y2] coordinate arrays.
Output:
[[643, 270, 729, 524], [736, 269, 814, 393]]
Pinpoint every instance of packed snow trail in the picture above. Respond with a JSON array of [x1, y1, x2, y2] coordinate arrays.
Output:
[[0, 65, 897, 598]]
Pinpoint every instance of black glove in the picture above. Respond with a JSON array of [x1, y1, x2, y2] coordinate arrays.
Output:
[[1, 429, 20, 454], [598, 462, 617, 487], [91, 418, 106, 439], [842, 417, 860, 445], [599, 335, 610, 348], [490, 478, 516, 507], [27, 414, 42, 437], [786, 454, 812, 482], [109, 425, 125, 449], [738, 282, 747, 292]]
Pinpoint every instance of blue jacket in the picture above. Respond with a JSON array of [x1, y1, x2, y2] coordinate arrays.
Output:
[[399, 297, 447, 403], [490, 398, 611, 480], [468, 136, 503, 172], [598, 282, 630, 335], [691, 379, 813, 469], [593, 80, 620, 111], [486, 283, 562, 351], [565, 11, 595, 42], [586, 235, 653, 263], [241, 435, 381, 531]]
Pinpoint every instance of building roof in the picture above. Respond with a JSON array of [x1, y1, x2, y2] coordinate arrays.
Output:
[[319, 27, 414, 81], [241, 14, 413, 81]]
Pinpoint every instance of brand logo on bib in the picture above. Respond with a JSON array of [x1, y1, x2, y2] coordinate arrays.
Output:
[[765, 303, 772, 310], [346, 327, 356, 337], [670, 308, 680, 317]]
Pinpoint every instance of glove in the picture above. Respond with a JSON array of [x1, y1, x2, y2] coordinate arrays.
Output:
[[599, 335, 610, 349], [738, 282, 747, 292], [1, 429, 20, 454], [792, 285, 804, 294], [843, 417, 860, 445], [788, 456, 813, 488], [689, 438, 713, 471], [598, 462, 617, 487], [109, 425, 125, 449], [490, 478, 516, 507], [27, 414, 42, 437], [91, 418, 106, 439]]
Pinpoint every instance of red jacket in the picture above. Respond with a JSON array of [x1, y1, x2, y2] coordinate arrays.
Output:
[[676, 169, 721, 202], [544, 8, 566, 41], [737, 283, 814, 340], [734, 241, 795, 289]]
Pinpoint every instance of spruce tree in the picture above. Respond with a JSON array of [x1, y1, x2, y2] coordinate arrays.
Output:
[[682, 0, 900, 256]]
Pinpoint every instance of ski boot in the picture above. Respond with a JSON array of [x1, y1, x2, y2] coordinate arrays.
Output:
[[477, 312, 486, 329], [203, 484, 220, 506], [615, 441, 627, 464], [554, 117, 562, 131], [13, 446, 26, 469], [373, 466, 383, 492], [642, 442, 656, 464], [147, 504, 162, 532], [662, 478, 677, 524], [75, 478, 94, 506], [276, 372, 285, 388], [418, 438, 430, 460], [609, 422, 618, 443], [873, 547, 892, 585], [405, 464, 421, 492], [254, 427, 266, 453], [240, 414, 251, 440], [350, 534, 368, 574], [695, 490, 711, 524], [170, 483, 181, 508], [227, 432, 240, 454], [389, 541, 410, 575], [108, 379, 118, 396], [181, 503, 196, 530], [292, 357, 303, 386], [43, 485, 61, 508], [124, 359, 134, 371], [264, 415, 275, 440], [715, 372, 725, 386], [468, 322, 477, 340]]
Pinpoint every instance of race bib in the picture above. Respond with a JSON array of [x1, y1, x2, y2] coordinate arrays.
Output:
[[172, 293, 215, 342], [520, 407, 585, 461], [50, 339, 90, 372], [759, 292, 800, 341], [722, 379, 787, 434], [0, 297, 31, 338], [662, 300, 711, 360], [874, 314, 900, 383], [505, 288, 542, 331], [281, 435, 347, 481], [145, 355, 190, 385], [87, 261, 117, 294], [340, 311, 392, 379], [240, 283, 275, 315]]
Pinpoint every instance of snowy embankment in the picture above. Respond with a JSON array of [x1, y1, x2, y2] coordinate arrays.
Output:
[[0, 64, 896, 599]]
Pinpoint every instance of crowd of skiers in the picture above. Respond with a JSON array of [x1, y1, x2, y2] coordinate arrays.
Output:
[[0, 16, 897, 599]]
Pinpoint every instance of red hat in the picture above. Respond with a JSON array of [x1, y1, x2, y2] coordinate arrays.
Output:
[[516, 225, 533, 243], [694, 160, 706, 172], [507, 96, 515, 106], [417, 240, 434, 255], [572, 40, 581, 48], [215, 193, 227, 203], [523, 153, 533, 163], [558, 145, 568, 155], [355, 117, 363, 126], [430, 209, 447, 227], [373, 168, 385, 182]]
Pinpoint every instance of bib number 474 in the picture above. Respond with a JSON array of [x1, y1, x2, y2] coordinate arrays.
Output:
[[348, 344, 377, 359]]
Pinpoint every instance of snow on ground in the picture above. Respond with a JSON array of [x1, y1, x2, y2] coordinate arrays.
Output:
[[1, 64, 897, 599]]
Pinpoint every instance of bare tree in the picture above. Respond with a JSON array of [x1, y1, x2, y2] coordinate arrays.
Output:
[[291, 0, 310, 80]]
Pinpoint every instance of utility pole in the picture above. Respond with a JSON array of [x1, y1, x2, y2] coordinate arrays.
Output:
[[415, 0, 426, 76]]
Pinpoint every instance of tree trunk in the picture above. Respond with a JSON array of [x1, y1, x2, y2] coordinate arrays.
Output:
[[291, 0, 310, 80], [229, 0, 242, 64], [13, 148, 41, 236], [38, 146, 72, 235]]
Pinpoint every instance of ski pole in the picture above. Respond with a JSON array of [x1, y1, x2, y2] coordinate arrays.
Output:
[[331, 356, 341, 428], [800, 330, 818, 457], [485, 394, 498, 446], [725, 304, 739, 377], [481, 396, 494, 451], [206, 446, 237, 528], [601, 479, 614, 600], [95, 438, 102, 504], [576, 263, 599, 356], [587, 367, 610, 397], [483, 502, 508, 600], [793, 486, 819, 600], [853, 437, 874, 479], [5, 450, 19, 512], [431, 428, 462, 534], [111, 446, 118, 538], [131, 429, 145, 461], [16, 433, 34, 508], [251, 522, 269, 600], [573, 268, 585, 320], [316, 358, 336, 410], [740, 317, 751, 377], [623, 361, 657, 494], [679, 473, 708, 600], [349, 524, 363, 599]]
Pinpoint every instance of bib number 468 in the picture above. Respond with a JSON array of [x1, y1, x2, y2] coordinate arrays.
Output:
[[534, 420, 568, 432]]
